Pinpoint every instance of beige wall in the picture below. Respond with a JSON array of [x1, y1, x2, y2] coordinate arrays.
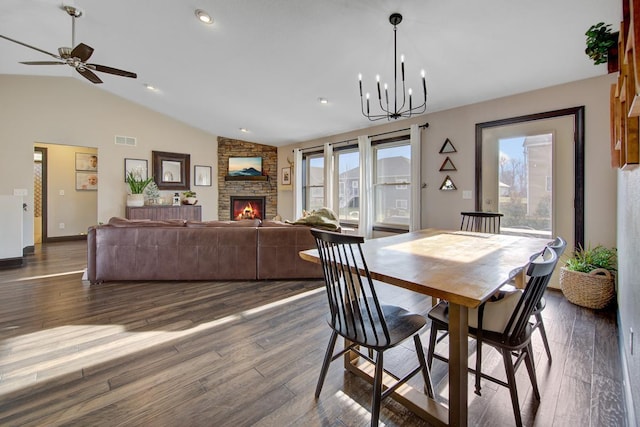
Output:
[[0, 75, 219, 248], [278, 74, 618, 247]]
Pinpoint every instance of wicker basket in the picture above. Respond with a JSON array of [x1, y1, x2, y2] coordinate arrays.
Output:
[[559, 267, 615, 309]]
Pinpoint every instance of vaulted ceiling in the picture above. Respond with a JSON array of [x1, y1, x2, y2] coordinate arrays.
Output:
[[0, 0, 620, 146]]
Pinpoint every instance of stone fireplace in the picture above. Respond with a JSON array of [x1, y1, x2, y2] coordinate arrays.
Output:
[[217, 137, 277, 220], [230, 196, 266, 220]]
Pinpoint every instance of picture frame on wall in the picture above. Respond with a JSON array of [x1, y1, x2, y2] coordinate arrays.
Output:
[[76, 171, 98, 191], [76, 153, 98, 171], [194, 165, 212, 186], [281, 167, 291, 185], [152, 150, 190, 190], [124, 158, 148, 182]]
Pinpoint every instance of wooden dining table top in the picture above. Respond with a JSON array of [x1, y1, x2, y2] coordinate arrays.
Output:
[[299, 228, 551, 308]]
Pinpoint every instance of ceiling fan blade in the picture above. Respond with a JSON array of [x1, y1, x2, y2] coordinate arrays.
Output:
[[0, 34, 61, 60], [20, 61, 66, 65], [70, 43, 93, 61], [89, 64, 137, 79], [76, 68, 102, 84]]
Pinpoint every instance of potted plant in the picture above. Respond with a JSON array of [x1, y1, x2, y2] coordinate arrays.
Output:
[[126, 170, 154, 207], [559, 244, 617, 309], [144, 181, 162, 205], [585, 22, 619, 73], [182, 190, 197, 205]]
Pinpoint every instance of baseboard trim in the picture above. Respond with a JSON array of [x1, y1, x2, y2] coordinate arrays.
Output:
[[44, 235, 87, 243], [617, 309, 637, 427], [0, 257, 24, 269]]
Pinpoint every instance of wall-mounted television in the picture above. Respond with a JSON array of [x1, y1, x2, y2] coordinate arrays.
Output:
[[228, 157, 262, 177]]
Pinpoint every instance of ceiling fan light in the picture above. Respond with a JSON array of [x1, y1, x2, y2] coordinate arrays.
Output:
[[195, 9, 213, 24]]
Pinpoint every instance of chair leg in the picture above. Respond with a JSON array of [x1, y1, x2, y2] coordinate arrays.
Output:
[[427, 324, 438, 370], [535, 312, 552, 362], [413, 334, 434, 398], [315, 331, 338, 398], [474, 338, 482, 396], [502, 348, 523, 427], [371, 350, 384, 427], [524, 343, 541, 400]]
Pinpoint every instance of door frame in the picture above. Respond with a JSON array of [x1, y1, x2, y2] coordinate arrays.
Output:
[[475, 106, 585, 249], [34, 146, 48, 243]]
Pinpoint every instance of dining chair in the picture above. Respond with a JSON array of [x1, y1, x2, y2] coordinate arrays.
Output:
[[460, 211, 504, 234], [426, 245, 559, 427], [531, 236, 567, 361], [310, 228, 434, 427]]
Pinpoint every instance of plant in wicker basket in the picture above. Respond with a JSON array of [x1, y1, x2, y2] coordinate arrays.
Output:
[[560, 244, 617, 309]]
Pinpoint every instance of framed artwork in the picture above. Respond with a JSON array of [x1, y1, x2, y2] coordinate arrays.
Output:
[[75, 153, 98, 171], [439, 175, 457, 191], [152, 151, 190, 190], [439, 138, 457, 154], [194, 165, 212, 186], [228, 157, 262, 177], [439, 157, 457, 171], [76, 171, 98, 191], [281, 167, 291, 185], [124, 158, 148, 182]]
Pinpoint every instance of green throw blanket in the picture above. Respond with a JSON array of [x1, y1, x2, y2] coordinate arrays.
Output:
[[286, 208, 340, 231]]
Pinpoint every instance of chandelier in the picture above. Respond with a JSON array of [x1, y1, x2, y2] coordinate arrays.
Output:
[[358, 13, 427, 121]]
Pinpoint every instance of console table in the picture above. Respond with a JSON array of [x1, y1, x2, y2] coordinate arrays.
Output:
[[125, 205, 202, 221]]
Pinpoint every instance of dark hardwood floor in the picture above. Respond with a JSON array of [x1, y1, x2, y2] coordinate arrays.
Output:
[[0, 241, 627, 426]]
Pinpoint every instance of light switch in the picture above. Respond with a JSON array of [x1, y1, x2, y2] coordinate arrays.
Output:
[[13, 188, 27, 196], [462, 190, 472, 200], [59, 190, 65, 196]]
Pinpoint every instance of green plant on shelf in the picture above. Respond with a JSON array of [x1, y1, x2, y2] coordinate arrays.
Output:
[[585, 22, 617, 65]]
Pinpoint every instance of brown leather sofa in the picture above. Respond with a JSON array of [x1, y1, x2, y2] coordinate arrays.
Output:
[[87, 217, 324, 284]]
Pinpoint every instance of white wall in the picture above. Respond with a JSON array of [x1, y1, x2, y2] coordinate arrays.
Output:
[[617, 165, 640, 424], [0, 75, 220, 248], [278, 74, 618, 248]]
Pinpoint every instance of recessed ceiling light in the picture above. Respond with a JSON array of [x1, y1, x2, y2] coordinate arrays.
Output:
[[318, 97, 329, 104], [195, 9, 213, 24], [144, 83, 158, 91], [239, 128, 250, 133]]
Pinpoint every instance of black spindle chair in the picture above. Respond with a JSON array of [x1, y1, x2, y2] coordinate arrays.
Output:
[[427, 246, 559, 427], [531, 236, 567, 361], [460, 211, 504, 234], [311, 228, 434, 427]]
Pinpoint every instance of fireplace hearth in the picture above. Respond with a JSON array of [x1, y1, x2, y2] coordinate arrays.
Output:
[[230, 196, 266, 220]]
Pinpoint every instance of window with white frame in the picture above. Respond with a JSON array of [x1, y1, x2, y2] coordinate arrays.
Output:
[[336, 148, 360, 223], [302, 153, 325, 211], [373, 139, 411, 228]]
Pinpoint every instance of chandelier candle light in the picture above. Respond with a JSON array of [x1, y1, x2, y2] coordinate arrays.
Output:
[[359, 13, 427, 121]]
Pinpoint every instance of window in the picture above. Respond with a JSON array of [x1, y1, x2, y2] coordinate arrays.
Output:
[[300, 136, 412, 232], [373, 140, 411, 228], [336, 149, 359, 223], [302, 153, 324, 211]]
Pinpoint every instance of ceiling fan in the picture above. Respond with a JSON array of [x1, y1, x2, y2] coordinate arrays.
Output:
[[0, 5, 137, 84]]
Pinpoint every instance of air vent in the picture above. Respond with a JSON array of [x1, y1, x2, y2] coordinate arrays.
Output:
[[115, 135, 137, 146]]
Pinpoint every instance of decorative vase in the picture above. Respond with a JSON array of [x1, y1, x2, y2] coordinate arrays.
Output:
[[183, 197, 198, 205], [126, 194, 145, 207]]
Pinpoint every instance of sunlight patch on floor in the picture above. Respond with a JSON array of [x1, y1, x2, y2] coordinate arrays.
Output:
[[0, 288, 324, 397]]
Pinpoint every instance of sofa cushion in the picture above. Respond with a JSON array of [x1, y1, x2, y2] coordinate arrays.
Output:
[[108, 217, 186, 227], [186, 219, 261, 228]]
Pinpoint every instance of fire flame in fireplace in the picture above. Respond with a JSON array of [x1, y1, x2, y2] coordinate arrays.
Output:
[[236, 202, 259, 220]]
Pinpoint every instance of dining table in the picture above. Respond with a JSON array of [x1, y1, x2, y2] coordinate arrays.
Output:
[[299, 228, 551, 427]]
